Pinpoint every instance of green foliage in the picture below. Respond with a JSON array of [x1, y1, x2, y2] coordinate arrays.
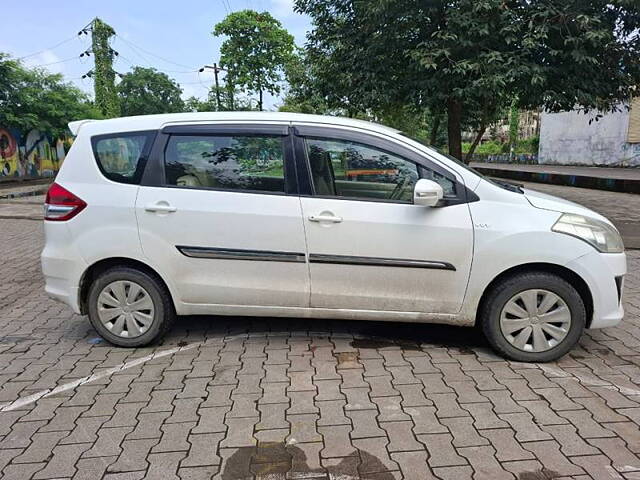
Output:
[[184, 96, 216, 113], [92, 18, 120, 118], [295, 0, 640, 161], [462, 140, 503, 155], [214, 10, 295, 110], [118, 67, 184, 116], [0, 53, 101, 137], [462, 136, 539, 155], [279, 49, 331, 114], [515, 136, 539, 154]]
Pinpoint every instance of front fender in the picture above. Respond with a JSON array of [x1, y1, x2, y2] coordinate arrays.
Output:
[[460, 194, 595, 322]]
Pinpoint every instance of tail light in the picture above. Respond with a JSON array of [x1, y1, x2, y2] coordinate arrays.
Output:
[[44, 183, 87, 221]]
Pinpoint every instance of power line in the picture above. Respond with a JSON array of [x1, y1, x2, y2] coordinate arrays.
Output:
[[27, 55, 82, 68], [115, 53, 199, 76], [16, 34, 82, 61], [114, 34, 197, 71]]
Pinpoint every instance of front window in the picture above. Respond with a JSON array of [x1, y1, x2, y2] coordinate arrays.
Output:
[[305, 137, 420, 202]]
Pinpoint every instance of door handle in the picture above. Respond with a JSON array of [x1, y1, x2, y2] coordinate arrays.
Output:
[[309, 214, 343, 223], [145, 202, 177, 213]]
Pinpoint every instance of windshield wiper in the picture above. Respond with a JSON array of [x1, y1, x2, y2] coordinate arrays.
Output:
[[491, 179, 524, 194]]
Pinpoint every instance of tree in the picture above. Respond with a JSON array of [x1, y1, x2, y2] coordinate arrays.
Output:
[[508, 98, 519, 157], [279, 49, 331, 114], [213, 10, 295, 110], [91, 18, 120, 118], [118, 67, 185, 116], [0, 53, 101, 137], [295, 0, 640, 161], [184, 96, 216, 113]]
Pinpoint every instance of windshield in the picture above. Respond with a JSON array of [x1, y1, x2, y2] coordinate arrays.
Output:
[[398, 132, 523, 194]]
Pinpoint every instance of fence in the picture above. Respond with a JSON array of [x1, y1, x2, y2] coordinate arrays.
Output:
[[0, 126, 70, 182], [467, 153, 539, 164]]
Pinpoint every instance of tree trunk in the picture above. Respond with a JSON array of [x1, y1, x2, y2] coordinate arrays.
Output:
[[464, 123, 487, 163], [429, 115, 441, 146], [258, 90, 263, 111], [447, 99, 463, 161]]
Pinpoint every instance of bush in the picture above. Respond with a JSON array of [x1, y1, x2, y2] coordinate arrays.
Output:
[[463, 136, 539, 155], [462, 140, 503, 155]]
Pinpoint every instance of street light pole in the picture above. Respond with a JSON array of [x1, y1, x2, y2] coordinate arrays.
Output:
[[199, 64, 226, 111]]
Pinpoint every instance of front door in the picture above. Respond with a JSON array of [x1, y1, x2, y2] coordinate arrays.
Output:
[[136, 124, 309, 309], [295, 129, 474, 314]]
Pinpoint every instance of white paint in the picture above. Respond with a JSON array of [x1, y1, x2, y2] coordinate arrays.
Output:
[[537, 364, 640, 397], [0, 332, 290, 413], [539, 107, 640, 166], [605, 465, 625, 479], [0, 343, 198, 412]]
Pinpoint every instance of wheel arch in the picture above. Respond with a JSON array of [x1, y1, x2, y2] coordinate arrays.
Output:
[[78, 257, 175, 315], [475, 262, 594, 328]]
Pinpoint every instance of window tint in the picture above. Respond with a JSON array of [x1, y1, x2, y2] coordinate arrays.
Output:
[[93, 133, 153, 184], [305, 137, 420, 202], [164, 135, 285, 193]]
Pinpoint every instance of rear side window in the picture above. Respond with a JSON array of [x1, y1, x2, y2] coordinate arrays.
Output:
[[164, 134, 286, 193], [92, 132, 155, 184]]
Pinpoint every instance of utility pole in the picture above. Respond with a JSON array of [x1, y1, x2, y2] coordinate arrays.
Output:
[[200, 64, 226, 111], [90, 18, 120, 118]]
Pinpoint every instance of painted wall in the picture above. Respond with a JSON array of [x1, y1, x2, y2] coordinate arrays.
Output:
[[539, 108, 640, 166], [0, 127, 70, 182]]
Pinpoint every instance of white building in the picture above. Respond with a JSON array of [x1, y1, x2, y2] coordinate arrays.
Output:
[[538, 98, 640, 166]]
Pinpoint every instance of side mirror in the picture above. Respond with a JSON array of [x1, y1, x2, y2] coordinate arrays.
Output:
[[413, 179, 444, 207]]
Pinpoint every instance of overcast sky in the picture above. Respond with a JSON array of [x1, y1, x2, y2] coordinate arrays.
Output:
[[2, 0, 312, 109]]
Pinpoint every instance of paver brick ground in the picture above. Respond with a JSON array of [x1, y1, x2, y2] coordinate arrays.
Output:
[[1, 184, 640, 479]]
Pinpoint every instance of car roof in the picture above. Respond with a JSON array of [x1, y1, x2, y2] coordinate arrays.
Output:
[[69, 111, 401, 137]]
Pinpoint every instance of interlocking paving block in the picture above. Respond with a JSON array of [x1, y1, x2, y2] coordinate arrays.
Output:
[[0, 219, 639, 480]]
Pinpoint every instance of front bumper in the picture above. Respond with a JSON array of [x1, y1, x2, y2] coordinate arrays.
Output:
[[566, 250, 626, 329]]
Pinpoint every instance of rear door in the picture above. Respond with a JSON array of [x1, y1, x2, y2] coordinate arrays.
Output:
[[293, 125, 474, 314], [136, 123, 310, 309]]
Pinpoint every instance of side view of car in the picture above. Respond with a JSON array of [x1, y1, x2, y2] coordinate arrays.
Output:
[[42, 112, 626, 362]]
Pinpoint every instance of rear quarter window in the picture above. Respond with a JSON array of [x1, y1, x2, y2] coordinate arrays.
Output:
[[91, 131, 155, 184]]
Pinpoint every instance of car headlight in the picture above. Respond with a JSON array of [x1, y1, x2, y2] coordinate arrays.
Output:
[[552, 213, 624, 253]]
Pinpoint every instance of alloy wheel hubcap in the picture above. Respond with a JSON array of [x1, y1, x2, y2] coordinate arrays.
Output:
[[499, 289, 571, 353], [97, 281, 154, 338]]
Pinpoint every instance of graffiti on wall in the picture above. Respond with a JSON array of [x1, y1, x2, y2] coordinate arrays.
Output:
[[0, 127, 71, 181]]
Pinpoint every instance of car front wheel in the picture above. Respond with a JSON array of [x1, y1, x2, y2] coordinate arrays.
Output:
[[481, 272, 586, 362], [87, 267, 175, 347]]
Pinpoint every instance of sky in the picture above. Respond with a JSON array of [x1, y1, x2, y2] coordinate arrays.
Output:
[[2, 0, 312, 109]]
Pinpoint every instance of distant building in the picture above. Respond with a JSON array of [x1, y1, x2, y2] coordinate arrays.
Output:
[[462, 109, 540, 144], [538, 98, 640, 166]]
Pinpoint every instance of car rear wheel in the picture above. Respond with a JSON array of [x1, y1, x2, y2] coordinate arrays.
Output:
[[481, 272, 586, 362], [87, 267, 175, 347]]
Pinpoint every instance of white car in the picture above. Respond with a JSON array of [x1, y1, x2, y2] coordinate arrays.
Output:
[[41, 112, 626, 362]]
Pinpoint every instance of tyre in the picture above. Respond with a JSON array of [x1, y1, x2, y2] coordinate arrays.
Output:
[[87, 267, 175, 347], [480, 272, 586, 362]]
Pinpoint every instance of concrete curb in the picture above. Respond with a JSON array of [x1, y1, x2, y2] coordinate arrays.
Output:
[[473, 166, 640, 194]]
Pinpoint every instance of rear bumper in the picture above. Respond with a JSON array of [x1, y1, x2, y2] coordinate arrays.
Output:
[[566, 250, 626, 329], [41, 222, 87, 314]]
